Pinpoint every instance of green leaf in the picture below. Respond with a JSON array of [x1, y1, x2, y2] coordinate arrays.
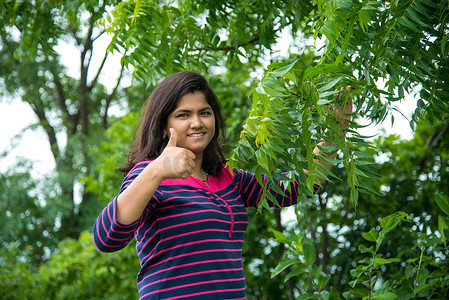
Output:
[[271, 259, 299, 278], [329, 286, 341, 300], [266, 187, 281, 208], [373, 257, 400, 265], [399, 14, 417, 31], [438, 215, 448, 243], [376, 292, 397, 300], [406, 7, 429, 29], [362, 229, 378, 242], [318, 274, 331, 289], [303, 242, 316, 265], [284, 268, 307, 282], [350, 186, 359, 206], [442, 35, 447, 54], [349, 288, 368, 297], [317, 99, 333, 105], [296, 294, 316, 300], [435, 193, 449, 216], [317, 144, 339, 153], [358, 244, 374, 254], [319, 77, 342, 92], [303, 64, 349, 80], [272, 229, 289, 244], [255, 166, 263, 188], [317, 154, 343, 165], [414, 283, 432, 294], [261, 198, 271, 211], [269, 59, 298, 77], [311, 264, 322, 278], [269, 180, 288, 198], [380, 212, 408, 231], [319, 90, 340, 98], [405, 265, 416, 279], [380, 214, 398, 230], [359, 9, 371, 33], [261, 78, 289, 97]]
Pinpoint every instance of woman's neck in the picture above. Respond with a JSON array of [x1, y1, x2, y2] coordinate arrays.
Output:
[[191, 153, 208, 179]]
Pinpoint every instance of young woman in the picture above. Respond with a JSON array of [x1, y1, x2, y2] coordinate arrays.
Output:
[[92, 71, 352, 299]]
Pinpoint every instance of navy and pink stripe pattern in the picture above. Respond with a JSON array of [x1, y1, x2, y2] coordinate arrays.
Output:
[[93, 161, 310, 299]]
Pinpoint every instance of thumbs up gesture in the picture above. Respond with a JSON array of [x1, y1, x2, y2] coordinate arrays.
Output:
[[155, 128, 196, 179], [166, 127, 178, 148]]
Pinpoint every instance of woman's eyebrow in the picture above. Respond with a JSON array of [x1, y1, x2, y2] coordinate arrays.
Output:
[[174, 107, 212, 113]]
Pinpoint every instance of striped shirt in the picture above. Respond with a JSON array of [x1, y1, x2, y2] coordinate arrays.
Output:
[[93, 161, 308, 299]]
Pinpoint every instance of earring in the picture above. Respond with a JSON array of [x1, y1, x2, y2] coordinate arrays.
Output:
[[163, 130, 167, 139]]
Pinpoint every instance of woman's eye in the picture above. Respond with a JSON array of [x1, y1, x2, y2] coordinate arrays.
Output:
[[201, 111, 212, 115], [177, 114, 188, 118]]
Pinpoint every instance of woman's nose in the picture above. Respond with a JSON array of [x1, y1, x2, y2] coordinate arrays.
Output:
[[190, 115, 202, 128]]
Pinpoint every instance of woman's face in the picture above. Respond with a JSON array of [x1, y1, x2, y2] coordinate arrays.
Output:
[[166, 91, 215, 156]]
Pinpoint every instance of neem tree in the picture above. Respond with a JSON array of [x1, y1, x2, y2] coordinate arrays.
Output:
[[103, 0, 448, 205]]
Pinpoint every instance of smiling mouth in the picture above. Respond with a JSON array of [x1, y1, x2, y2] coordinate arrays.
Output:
[[188, 133, 205, 137]]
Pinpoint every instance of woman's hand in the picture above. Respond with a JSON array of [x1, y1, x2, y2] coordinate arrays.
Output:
[[307, 86, 354, 185], [154, 128, 196, 179], [332, 86, 353, 131]]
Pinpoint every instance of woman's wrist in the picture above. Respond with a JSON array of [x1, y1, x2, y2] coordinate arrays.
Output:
[[145, 159, 167, 182]]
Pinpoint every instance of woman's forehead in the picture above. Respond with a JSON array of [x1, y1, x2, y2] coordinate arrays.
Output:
[[174, 91, 210, 110]]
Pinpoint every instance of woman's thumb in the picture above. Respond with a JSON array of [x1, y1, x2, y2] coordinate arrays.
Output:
[[167, 128, 177, 147]]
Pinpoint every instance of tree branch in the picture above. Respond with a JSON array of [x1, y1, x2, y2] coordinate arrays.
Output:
[[52, 73, 80, 133], [92, 29, 105, 43], [102, 62, 125, 129], [80, 20, 94, 72], [195, 36, 260, 51], [194, 27, 282, 52], [86, 44, 94, 72], [318, 194, 330, 272], [418, 121, 449, 172], [84, 6, 109, 89], [78, 3, 107, 135], [79, 22, 94, 135], [88, 50, 109, 91], [426, 122, 449, 150], [71, 26, 82, 46], [29, 102, 60, 164], [52, 73, 69, 115]]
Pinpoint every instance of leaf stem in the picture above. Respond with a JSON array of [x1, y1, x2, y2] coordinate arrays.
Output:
[[414, 246, 424, 293]]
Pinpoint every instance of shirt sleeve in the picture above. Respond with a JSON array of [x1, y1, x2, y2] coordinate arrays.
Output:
[[233, 168, 318, 208], [92, 161, 161, 252]]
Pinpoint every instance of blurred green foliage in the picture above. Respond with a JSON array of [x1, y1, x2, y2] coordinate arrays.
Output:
[[1, 231, 139, 300]]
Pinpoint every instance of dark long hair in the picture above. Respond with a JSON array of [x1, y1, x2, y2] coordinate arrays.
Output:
[[119, 71, 226, 176]]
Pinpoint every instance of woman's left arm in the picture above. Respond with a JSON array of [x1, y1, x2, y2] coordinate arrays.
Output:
[[236, 88, 353, 207]]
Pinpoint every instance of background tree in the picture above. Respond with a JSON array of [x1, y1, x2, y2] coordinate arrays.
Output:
[[277, 114, 449, 298], [0, 0, 143, 258]]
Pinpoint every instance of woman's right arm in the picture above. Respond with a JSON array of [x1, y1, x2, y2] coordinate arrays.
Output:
[[116, 128, 195, 224], [92, 162, 156, 252], [93, 128, 195, 252], [115, 161, 165, 224]]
